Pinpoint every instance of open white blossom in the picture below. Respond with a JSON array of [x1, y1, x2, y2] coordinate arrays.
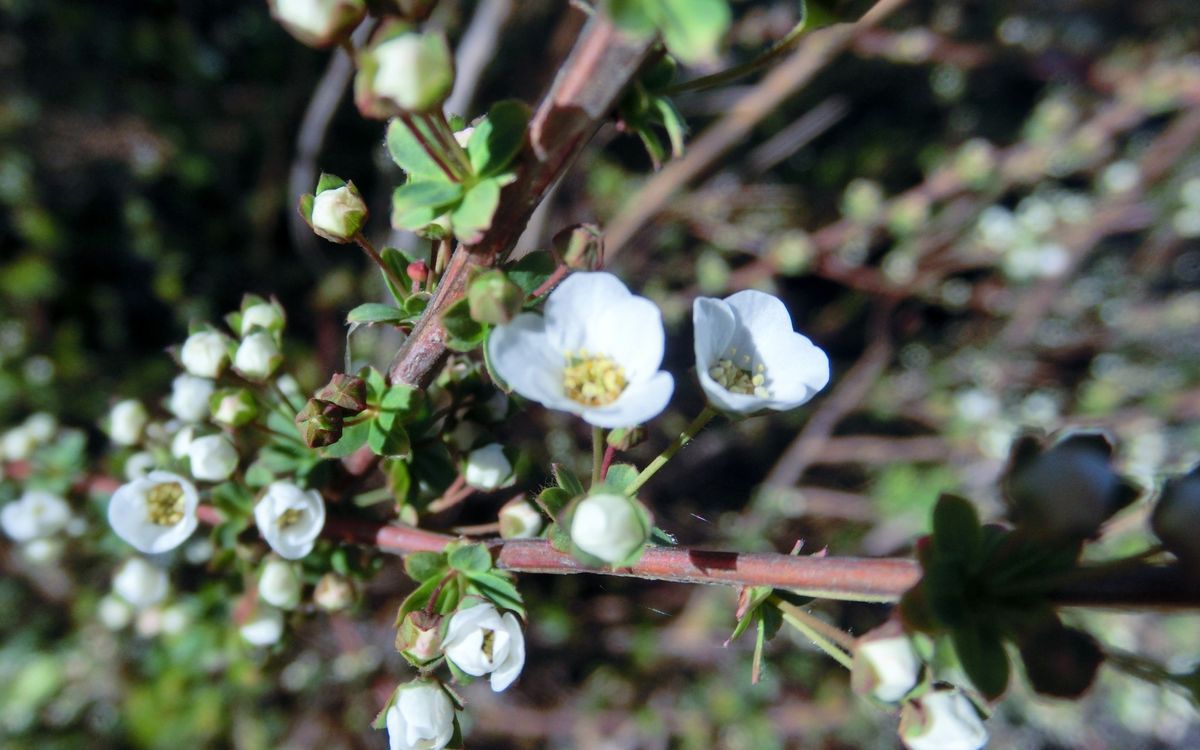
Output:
[[385, 680, 456, 750], [254, 481, 326, 560], [114, 557, 170, 609], [234, 331, 282, 381], [108, 471, 200, 554], [169, 374, 215, 423], [464, 443, 513, 490], [109, 399, 148, 446], [487, 272, 674, 428], [443, 602, 525, 692], [187, 434, 239, 482], [570, 492, 647, 564], [900, 688, 988, 750], [180, 330, 231, 378], [1, 489, 71, 542], [693, 290, 830, 415], [259, 557, 302, 610], [240, 606, 285, 647], [22, 537, 63, 564]]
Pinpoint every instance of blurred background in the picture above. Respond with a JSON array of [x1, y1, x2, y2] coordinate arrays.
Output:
[[2, 0, 1199, 747]]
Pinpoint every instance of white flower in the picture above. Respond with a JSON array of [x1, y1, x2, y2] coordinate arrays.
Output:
[[499, 497, 543, 539], [314, 573, 355, 611], [234, 332, 281, 381], [693, 290, 830, 415], [180, 330, 231, 378], [269, 0, 364, 48], [259, 557, 302, 610], [487, 272, 674, 428], [113, 557, 170, 609], [385, 681, 456, 750], [109, 399, 148, 446], [1, 489, 71, 542], [98, 594, 133, 630], [240, 302, 284, 336], [254, 481, 325, 560], [212, 389, 257, 428], [463, 443, 513, 490], [169, 374, 215, 423], [124, 451, 157, 480], [23, 412, 57, 442], [107, 471, 200, 554], [187, 434, 239, 482], [853, 628, 922, 703], [160, 603, 190, 635], [371, 32, 453, 112], [443, 602, 525, 692], [570, 492, 647, 565], [21, 537, 63, 564], [900, 688, 988, 750], [310, 184, 367, 242], [171, 424, 197, 459], [240, 606, 285, 647], [2, 426, 35, 461]]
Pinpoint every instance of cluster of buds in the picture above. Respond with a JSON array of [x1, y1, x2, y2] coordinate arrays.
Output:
[[296, 372, 367, 448]]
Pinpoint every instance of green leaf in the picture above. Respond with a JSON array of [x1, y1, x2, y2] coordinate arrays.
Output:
[[411, 441, 458, 494], [369, 418, 411, 457], [552, 463, 585, 497], [932, 494, 982, 563], [392, 181, 463, 230], [378, 385, 425, 428], [506, 250, 558, 296], [654, 96, 687, 158], [448, 543, 493, 575], [321, 419, 370, 459], [441, 298, 489, 352], [404, 551, 448, 583], [451, 177, 503, 245], [536, 487, 572, 516], [467, 571, 525, 617], [953, 625, 1011, 701], [380, 247, 416, 305], [466, 269, 524, 325], [654, 0, 730, 64], [210, 481, 254, 517], [605, 0, 657, 36], [602, 463, 639, 493], [388, 458, 413, 503], [347, 303, 409, 325], [398, 574, 444, 621], [467, 100, 531, 177], [387, 118, 452, 181]]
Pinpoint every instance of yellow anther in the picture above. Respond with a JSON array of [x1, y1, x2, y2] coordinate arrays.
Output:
[[146, 482, 186, 526], [278, 508, 305, 528], [563, 351, 627, 407], [711, 358, 770, 399]]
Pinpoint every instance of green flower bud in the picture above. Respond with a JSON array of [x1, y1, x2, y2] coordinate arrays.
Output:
[[268, 0, 366, 49], [467, 270, 524, 325], [355, 26, 454, 117], [211, 388, 258, 428]]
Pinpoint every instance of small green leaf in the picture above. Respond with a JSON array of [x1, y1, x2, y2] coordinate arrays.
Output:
[[536, 487, 572, 516], [654, 96, 687, 158], [387, 118, 452, 181], [404, 293, 430, 316], [448, 543, 492, 575], [467, 100, 531, 177], [606, 0, 657, 36], [369, 419, 411, 457], [451, 178, 503, 245], [441, 298, 489, 352], [655, 0, 730, 64], [347, 303, 409, 325], [506, 250, 558, 296], [321, 419, 370, 459], [602, 463, 639, 493], [953, 625, 1011, 701], [468, 572, 525, 617], [380, 247, 416, 304], [392, 181, 463, 230], [398, 574, 443, 621], [378, 385, 424, 428], [932, 494, 982, 563], [388, 459, 413, 503], [552, 463, 585, 497], [405, 551, 447, 583]]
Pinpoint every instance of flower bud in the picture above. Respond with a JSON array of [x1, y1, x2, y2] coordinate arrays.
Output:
[[467, 270, 525, 325], [463, 443, 514, 491], [98, 594, 133, 630], [160, 603, 190, 635], [395, 610, 442, 665], [124, 451, 156, 480], [851, 620, 922, 703], [114, 557, 169, 610], [169, 374, 216, 423], [259, 557, 303, 610], [307, 181, 368, 243], [553, 223, 604, 270], [23, 412, 57, 442], [407, 260, 429, 283], [268, 0, 366, 49], [314, 373, 367, 413], [212, 389, 258, 428], [1, 489, 70, 542], [240, 302, 285, 336], [899, 688, 988, 750], [499, 497, 543, 539], [187, 434, 239, 482], [605, 425, 646, 451], [383, 680, 456, 750], [1151, 464, 1200, 572], [2, 426, 35, 461], [170, 424, 197, 459], [180, 330, 232, 378], [234, 332, 282, 381], [356, 28, 454, 117], [240, 606, 285, 647], [108, 399, 148, 446], [569, 492, 650, 566], [295, 398, 344, 448], [314, 572, 356, 611]]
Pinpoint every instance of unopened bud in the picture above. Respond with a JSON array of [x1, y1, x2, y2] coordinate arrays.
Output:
[[1151, 464, 1200, 573], [314, 373, 367, 413], [852, 620, 922, 703], [295, 399, 344, 448], [268, 0, 366, 49], [407, 260, 429, 283], [569, 492, 650, 566], [553, 223, 604, 270], [396, 610, 443, 665], [606, 426, 646, 451], [306, 179, 368, 243], [356, 27, 454, 117], [499, 497, 543, 539], [467, 270, 524, 325], [314, 572, 356, 611], [212, 389, 258, 428]]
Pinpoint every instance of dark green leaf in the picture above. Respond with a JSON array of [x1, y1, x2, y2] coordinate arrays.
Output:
[[447, 543, 492, 575], [368, 419, 411, 457], [932, 493, 982, 563], [347, 303, 409, 325], [441, 298, 489, 352], [404, 551, 447, 583], [953, 625, 1011, 701]]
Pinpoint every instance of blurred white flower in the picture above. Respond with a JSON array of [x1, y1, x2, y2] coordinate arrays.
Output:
[[124, 451, 157, 480], [240, 606, 285, 647], [171, 424, 198, 460], [370, 32, 453, 112], [463, 443, 513, 491], [900, 688, 988, 750], [498, 497, 543, 540], [21, 537, 63, 564], [187, 434, 239, 482], [180, 330, 231, 378], [254, 481, 325, 560], [23, 412, 57, 442], [160, 603, 190, 635], [113, 557, 169, 609], [98, 594, 133, 630], [443, 602, 525, 692], [385, 680, 456, 750], [693, 290, 830, 415], [108, 471, 199, 554], [1, 489, 71, 542], [269, 0, 365, 48], [852, 625, 922, 703], [169, 374, 215, 423], [108, 400, 148, 446], [240, 302, 284, 336], [487, 272, 674, 428], [259, 557, 302, 610], [314, 573, 355, 611], [234, 332, 282, 381], [2, 426, 35, 461], [570, 492, 647, 565]]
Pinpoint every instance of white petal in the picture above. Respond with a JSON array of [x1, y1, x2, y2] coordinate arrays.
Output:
[[107, 473, 199, 554], [582, 371, 674, 428], [760, 332, 830, 410], [489, 612, 525, 692], [543, 272, 633, 353], [724, 289, 795, 334], [580, 293, 665, 382], [692, 296, 737, 370], [487, 313, 571, 408]]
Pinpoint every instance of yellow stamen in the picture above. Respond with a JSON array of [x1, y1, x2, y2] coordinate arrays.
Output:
[[146, 482, 186, 526], [710, 348, 770, 398], [563, 351, 627, 406], [278, 508, 305, 528], [481, 628, 496, 660]]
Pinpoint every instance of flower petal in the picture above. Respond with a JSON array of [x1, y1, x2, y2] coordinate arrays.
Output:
[[724, 289, 795, 335], [579, 294, 665, 381], [692, 296, 737, 370], [760, 331, 830, 410], [489, 612, 526, 692], [487, 313, 570, 407], [582, 371, 674, 428], [543, 272, 633, 353]]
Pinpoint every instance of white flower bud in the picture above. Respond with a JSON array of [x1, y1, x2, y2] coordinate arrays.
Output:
[[463, 443, 513, 491], [442, 602, 526, 692], [114, 557, 169, 609], [314, 572, 355, 611], [310, 184, 367, 242], [187, 434, 238, 482], [852, 623, 922, 703], [234, 332, 281, 381], [21, 537, 63, 564], [169, 374, 215, 423], [2, 426, 35, 461], [212, 389, 257, 428], [367, 32, 453, 113], [254, 481, 326, 560], [385, 680, 456, 750], [135, 607, 164, 638], [23, 412, 57, 442], [269, 0, 365, 49], [107, 471, 200, 554], [98, 594, 133, 630], [240, 606, 285, 647], [499, 497, 543, 539], [240, 302, 284, 336], [160, 604, 190, 635], [259, 557, 302, 610], [124, 451, 157, 480], [900, 688, 988, 750], [180, 330, 231, 378], [170, 424, 197, 459], [1, 489, 71, 542], [570, 492, 647, 565], [108, 400, 148, 446]]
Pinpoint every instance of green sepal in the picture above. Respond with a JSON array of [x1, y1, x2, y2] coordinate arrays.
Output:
[[316, 172, 347, 193], [536, 487, 572, 516], [600, 463, 638, 494], [552, 463, 585, 498], [440, 298, 489, 352]]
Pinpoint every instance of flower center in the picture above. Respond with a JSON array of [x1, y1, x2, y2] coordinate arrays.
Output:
[[563, 349, 627, 407], [277, 508, 305, 528], [481, 628, 496, 661], [709, 348, 769, 399], [146, 482, 186, 526]]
